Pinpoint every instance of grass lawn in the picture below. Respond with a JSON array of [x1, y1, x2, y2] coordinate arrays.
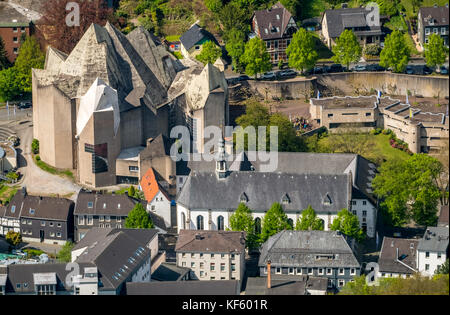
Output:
[[171, 51, 183, 59], [385, 15, 408, 32], [34, 155, 74, 180], [0, 184, 19, 205], [165, 35, 180, 42], [311, 32, 334, 61]]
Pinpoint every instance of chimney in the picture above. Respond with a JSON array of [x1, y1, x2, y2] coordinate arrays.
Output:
[[267, 260, 272, 289], [396, 248, 399, 260], [21, 186, 27, 197]]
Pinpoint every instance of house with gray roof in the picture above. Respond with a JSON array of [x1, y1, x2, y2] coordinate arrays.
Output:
[[418, 4, 449, 47], [125, 280, 240, 295], [417, 227, 449, 277], [378, 237, 419, 279], [321, 6, 384, 48], [176, 148, 378, 237], [258, 230, 360, 292], [245, 275, 327, 295], [180, 23, 220, 60]]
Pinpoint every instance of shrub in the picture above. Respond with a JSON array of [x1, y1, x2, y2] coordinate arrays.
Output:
[[5, 231, 22, 247], [363, 43, 382, 56], [31, 139, 39, 154]]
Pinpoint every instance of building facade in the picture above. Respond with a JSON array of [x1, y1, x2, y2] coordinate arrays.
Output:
[[378, 237, 419, 279], [175, 230, 246, 281], [417, 227, 449, 277], [418, 5, 449, 47]]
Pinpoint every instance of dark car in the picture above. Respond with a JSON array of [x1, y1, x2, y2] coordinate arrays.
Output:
[[276, 69, 297, 79], [405, 65, 414, 75], [236, 75, 250, 81], [260, 72, 276, 80], [440, 66, 448, 75], [366, 64, 385, 72], [353, 64, 367, 72], [18, 101, 32, 109], [423, 66, 433, 75], [328, 64, 343, 73]]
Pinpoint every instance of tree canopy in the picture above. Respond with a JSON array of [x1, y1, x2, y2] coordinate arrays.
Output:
[[330, 209, 365, 242], [225, 28, 246, 72], [424, 33, 449, 69], [57, 241, 74, 263], [125, 203, 154, 229], [196, 40, 222, 65], [241, 37, 272, 78], [13, 35, 45, 93], [332, 29, 361, 69], [5, 231, 22, 247], [295, 205, 324, 230], [229, 202, 259, 249], [380, 30, 410, 73], [0, 36, 11, 71], [372, 154, 443, 227], [260, 202, 290, 243], [286, 28, 318, 73]]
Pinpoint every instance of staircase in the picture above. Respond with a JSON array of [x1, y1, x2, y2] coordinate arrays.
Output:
[[0, 127, 17, 142]]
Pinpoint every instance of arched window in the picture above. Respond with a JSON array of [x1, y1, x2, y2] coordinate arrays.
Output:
[[254, 217, 261, 235], [181, 212, 186, 230], [217, 216, 224, 231], [197, 215, 204, 230]]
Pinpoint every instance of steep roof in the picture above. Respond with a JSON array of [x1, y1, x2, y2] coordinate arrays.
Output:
[[378, 237, 418, 274], [125, 280, 240, 295], [417, 227, 449, 252], [140, 168, 170, 203], [74, 190, 138, 216], [139, 134, 172, 160], [175, 230, 246, 254], [0, 2, 31, 27], [253, 2, 296, 40], [177, 171, 352, 213], [259, 230, 360, 268], [419, 5, 449, 27], [438, 205, 449, 227], [180, 24, 218, 51]]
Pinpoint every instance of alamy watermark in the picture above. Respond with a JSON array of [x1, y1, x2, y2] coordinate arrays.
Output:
[[365, 2, 380, 27], [66, 2, 80, 27]]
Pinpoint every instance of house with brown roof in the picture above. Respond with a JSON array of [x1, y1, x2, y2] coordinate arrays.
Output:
[[251, 2, 298, 64], [378, 237, 419, 279], [175, 230, 246, 282], [0, 187, 74, 245], [418, 4, 449, 47], [140, 168, 172, 227]]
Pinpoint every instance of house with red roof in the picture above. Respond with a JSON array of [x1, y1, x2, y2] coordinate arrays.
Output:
[[140, 168, 172, 227]]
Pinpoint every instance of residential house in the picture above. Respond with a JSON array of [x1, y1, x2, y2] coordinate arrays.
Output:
[[418, 4, 449, 47], [378, 237, 419, 278], [74, 190, 166, 242], [258, 230, 360, 292], [140, 168, 172, 228], [177, 144, 378, 237], [175, 230, 246, 282], [180, 23, 219, 59], [0, 1, 32, 63], [71, 227, 160, 294], [125, 280, 241, 295], [321, 6, 384, 49], [0, 188, 74, 245], [251, 2, 298, 63], [417, 227, 449, 277]]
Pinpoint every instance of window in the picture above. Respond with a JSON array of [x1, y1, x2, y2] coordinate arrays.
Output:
[[365, 113, 371, 116], [57, 223, 61, 228], [41, 221, 45, 227], [318, 268, 324, 275], [27, 220, 32, 225], [105, 216, 111, 222], [438, 252, 442, 259], [57, 232, 61, 238], [197, 215, 204, 230], [210, 263, 215, 271], [182, 262, 186, 267], [426, 252, 430, 258], [308, 268, 313, 275], [433, 28, 438, 34], [21, 27, 25, 32], [327, 279, 333, 288], [151, 205, 155, 211], [350, 268, 356, 275], [327, 268, 333, 275], [211, 254, 214, 258], [99, 216, 104, 222], [221, 263, 226, 272], [191, 262, 195, 268], [11, 205, 16, 213], [117, 217, 122, 223], [296, 268, 302, 275], [338, 279, 345, 287], [191, 253, 195, 258], [339, 268, 345, 275], [288, 267, 294, 275], [221, 254, 225, 259], [195, 45, 200, 50], [362, 211, 367, 216], [353, 210, 357, 215], [217, 216, 224, 231], [425, 264, 429, 271], [78, 216, 85, 225], [50, 232, 55, 237], [87, 202, 93, 208], [13, 27, 18, 32], [362, 201, 367, 206], [276, 267, 281, 274], [231, 264, 236, 272], [129, 166, 139, 172], [182, 253, 186, 258], [352, 201, 356, 205], [49, 222, 54, 227], [29, 209, 35, 215], [441, 27, 446, 35], [200, 262, 204, 269], [13, 48, 18, 54], [200, 271, 204, 277], [274, 41, 278, 49], [231, 254, 235, 260], [87, 216, 93, 225]]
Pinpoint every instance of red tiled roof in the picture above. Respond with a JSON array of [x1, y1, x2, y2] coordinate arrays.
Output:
[[140, 168, 169, 202]]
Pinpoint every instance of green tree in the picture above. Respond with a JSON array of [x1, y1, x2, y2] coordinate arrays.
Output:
[[229, 202, 259, 249], [225, 28, 246, 72], [0, 67, 20, 101], [380, 30, 410, 73], [31, 139, 39, 154], [339, 275, 375, 295], [260, 202, 290, 243], [286, 28, 318, 74], [5, 231, 22, 247], [373, 154, 443, 226], [196, 40, 222, 65], [436, 259, 449, 275], [330, 209, 365, 242], [13, 35, 45, 93], [125, 203, 154, 229], [376, 0, 399, 16], [424, 33, 449, 70], [128, 185, 136, 198], [57, 241, 74, 263], [295, 205, 324, 230], [332, 29, 362, 69], [0, 36, 11, 70], [241, 37, 272, 79], [218, 1, 251, 36], [205, 0, 223, 14]]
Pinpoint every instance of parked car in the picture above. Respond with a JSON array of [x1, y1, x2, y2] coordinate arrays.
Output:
[[18, 101, 32, 109], [276, 69, 297, 79], [236, 75, 250, 81], [439, 66, 448, 75], [260, 72, 276, 80], [366, 64, 385, 72], [328, 64, 343, 73], [352, 64, 367, 72], [405, 65, 414, 75]]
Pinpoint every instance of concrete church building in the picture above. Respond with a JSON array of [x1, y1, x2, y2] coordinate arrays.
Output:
[[32, 22, 228, 188]]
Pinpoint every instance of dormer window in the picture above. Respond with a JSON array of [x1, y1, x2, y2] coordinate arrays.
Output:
[[29, 209, 35, 215], [103, 203, 106, 209], [323, 194, 332, 205], [87, 202, 93, 208], [11, 205, 15, 213], [240, 192, 248, 203], [118, 203, 121, 209], [281, 194, 290, 205], [276, 14, 280, 20]]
